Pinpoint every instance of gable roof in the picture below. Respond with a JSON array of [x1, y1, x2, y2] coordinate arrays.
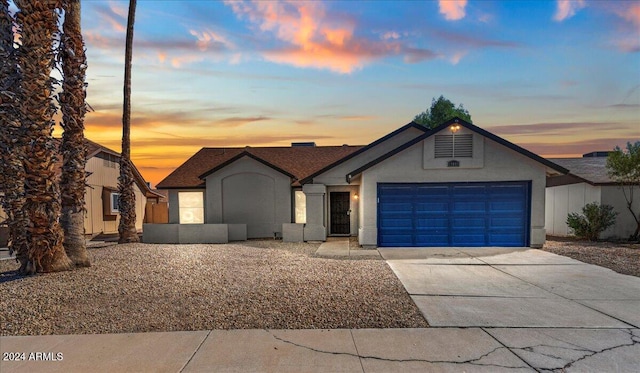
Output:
[[53, 138, 162, 198], [346, 117, 569, 181], [84, 138, 120, 159], [299, 121, 427, 184], [548, 157, 612, 185], [199, 151, 296, 179], [157, 145, 364, 189]]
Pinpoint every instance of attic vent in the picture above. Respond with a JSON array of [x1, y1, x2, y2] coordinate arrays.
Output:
[[447, 160, 460, 167], [291, 142, 316, 147], [435, 134, 472, 158]]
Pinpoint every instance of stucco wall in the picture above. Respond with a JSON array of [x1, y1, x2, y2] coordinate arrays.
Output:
[[545, 183, 639, 239], [545, 183, 601, 237], [358, 130, 548, 247], [84, 156, 147, 235], [312, 126, 425, 186], [601, 185, 640, 239], [204, 156, 292, 238]]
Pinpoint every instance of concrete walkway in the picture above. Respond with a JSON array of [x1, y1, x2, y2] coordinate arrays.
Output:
[[2, 247, 639, 372], [314, 238, 380, 259]]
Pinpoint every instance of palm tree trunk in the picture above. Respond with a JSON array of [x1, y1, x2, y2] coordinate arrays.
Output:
[[118, 0, 139, 244], [15, 0, 71, 274], [60, 0, 90, 267], [0, 0, 28, 270]]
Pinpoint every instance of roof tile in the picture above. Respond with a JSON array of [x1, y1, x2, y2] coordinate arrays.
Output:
[[157, 146, 364, 189], [549, 157, 612, 184]]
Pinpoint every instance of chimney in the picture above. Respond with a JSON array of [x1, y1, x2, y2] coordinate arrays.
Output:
[[582, 151, 611, 158], [291, 142, 316, 147]]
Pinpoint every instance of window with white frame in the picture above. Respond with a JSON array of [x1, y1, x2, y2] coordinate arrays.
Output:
[[178, 192, 204, 224], [110, 192, 120, 214], [294, 190, 306, 224], [435, 134, 473, 158]]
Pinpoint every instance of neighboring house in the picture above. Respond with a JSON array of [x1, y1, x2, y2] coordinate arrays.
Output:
[[546, 153, 640, 239], [82, 139, 164, 235], [0, 138, 162, 244], [153, 118, 567, 248]]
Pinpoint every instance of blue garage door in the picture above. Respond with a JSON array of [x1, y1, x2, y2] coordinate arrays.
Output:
[[377, 182, 530, 247]]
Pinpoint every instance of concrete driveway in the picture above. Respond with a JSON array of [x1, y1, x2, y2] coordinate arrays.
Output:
[[380, 247, 640, 371]]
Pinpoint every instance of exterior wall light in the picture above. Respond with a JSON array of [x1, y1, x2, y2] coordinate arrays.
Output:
[[353, 193, 359, 200], [450, 124, 461, 133]]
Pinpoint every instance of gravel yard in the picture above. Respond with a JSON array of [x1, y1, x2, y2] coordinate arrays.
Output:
[[0, 241, 427, 336], [543, 238, 640, 277]]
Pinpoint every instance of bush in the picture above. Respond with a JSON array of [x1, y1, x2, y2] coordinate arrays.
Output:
[[567, 202, 617, 241]]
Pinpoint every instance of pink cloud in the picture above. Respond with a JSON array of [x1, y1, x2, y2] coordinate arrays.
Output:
[[619, 3, 640, 25], [449, 51, 467, 65], [553, 0, 586, 22], [94, 2, 127, 32], [608, 3, 640, 52], [189, 29, 235, 51], [439, 0, 467, 21], [225, 0, 435, 73]]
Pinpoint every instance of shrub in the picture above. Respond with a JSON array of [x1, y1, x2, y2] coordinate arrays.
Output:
[[566, 202, 617, 241]]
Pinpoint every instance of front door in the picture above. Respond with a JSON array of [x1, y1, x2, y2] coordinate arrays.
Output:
[[330, 192, 350, 235]]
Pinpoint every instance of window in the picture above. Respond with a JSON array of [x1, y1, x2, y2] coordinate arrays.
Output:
[[110, 192, 120, 214], [103, 153, 118, 168], [295, 190, 306, 224], [178, 192, 204, 224], [435, 134, 473, 158]]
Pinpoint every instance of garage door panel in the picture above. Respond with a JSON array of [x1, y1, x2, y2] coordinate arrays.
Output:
[[491, 217, 524, 228], [490, 201, 524, 213], [453, 201, 485, 213], [415, 217, 448, 228], [378, 182, 530, 247], [415, 234, 449, 246], [416, 185, 449, 195], [379, 233, 413, 246], [380, 202, 413, 211], [452, 235, 486, 246], [452, 217, 485, 229], [489, 233, 525, 245], [379, 218, 413, 228], [415, 201, 449, 211]]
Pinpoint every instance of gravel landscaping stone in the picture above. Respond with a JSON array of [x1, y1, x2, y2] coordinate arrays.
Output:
[[0, 241, 427, 336], [543, 238, 640, 278]]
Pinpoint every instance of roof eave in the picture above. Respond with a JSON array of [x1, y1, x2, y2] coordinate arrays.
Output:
[[198, 151, 296, 180], [347, 117, 570, 179], [299, 121, 426, 184]]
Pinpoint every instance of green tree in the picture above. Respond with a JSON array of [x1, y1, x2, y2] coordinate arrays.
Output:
[[413, 95, 472, 129], [118, 0, 139, 243], [606, 141, 640, 240]]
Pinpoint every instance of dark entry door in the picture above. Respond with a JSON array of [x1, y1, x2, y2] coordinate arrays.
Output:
[[330, 192, 350, 235]]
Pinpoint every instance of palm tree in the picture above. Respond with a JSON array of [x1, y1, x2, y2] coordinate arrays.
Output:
[[14, 0, 71, 274], [0, 0, 28, 270], [118, 0, 139, 243], [59, 0, 90, 267]]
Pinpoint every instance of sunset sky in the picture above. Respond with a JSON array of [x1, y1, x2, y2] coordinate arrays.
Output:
[[51, 1, 640, 186]]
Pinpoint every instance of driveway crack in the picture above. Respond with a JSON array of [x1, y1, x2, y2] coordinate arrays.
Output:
[[493, 328, 639, 372], [265, 329, 528, 369]]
